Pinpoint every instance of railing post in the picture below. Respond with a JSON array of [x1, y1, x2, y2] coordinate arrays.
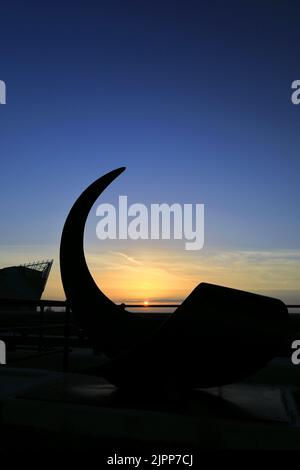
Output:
[[63, 303, 71, 372], [38, 304, 44, 352]]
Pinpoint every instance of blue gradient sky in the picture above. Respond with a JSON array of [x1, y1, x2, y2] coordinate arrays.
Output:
[[0, 1, 299, 302]]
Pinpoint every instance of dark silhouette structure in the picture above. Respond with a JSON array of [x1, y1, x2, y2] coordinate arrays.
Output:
[[0, 260, 53, 311], [60, 168, 288, 391]]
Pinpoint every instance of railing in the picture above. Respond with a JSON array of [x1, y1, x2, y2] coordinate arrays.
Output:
[[0, 299, 300, 371], [0, 299, 176, 373], [0, 298, 71, 371]]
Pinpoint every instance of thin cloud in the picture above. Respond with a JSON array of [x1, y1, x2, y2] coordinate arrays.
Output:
[[110, 251, 143, 266]]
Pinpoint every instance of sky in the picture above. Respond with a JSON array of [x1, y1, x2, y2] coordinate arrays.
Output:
[[0, 0, 299, 303]]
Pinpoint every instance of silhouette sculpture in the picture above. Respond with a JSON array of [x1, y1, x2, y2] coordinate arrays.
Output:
[[60, 167, 288, 391]]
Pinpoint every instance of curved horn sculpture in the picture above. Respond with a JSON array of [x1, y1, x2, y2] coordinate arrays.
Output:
[[60, 167, 163, 356], [60, 168, 288, 391], [60, 167, 125, 318]]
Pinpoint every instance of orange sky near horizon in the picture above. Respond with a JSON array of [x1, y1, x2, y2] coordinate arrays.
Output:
[[28, 246, 300, 304], [0, 244, 299, 304]]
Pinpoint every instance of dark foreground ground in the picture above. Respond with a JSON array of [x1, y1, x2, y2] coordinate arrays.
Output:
[[1, 345, 300, 457]]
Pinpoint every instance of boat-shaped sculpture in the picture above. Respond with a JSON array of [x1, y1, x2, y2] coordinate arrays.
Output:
[[60, 168, 288, 391]]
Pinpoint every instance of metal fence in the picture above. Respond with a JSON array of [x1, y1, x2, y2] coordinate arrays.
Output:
[[0, 298, 299, 372]]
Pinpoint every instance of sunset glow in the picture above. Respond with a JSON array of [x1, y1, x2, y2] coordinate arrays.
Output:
[[0, 2, 299, 308]]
